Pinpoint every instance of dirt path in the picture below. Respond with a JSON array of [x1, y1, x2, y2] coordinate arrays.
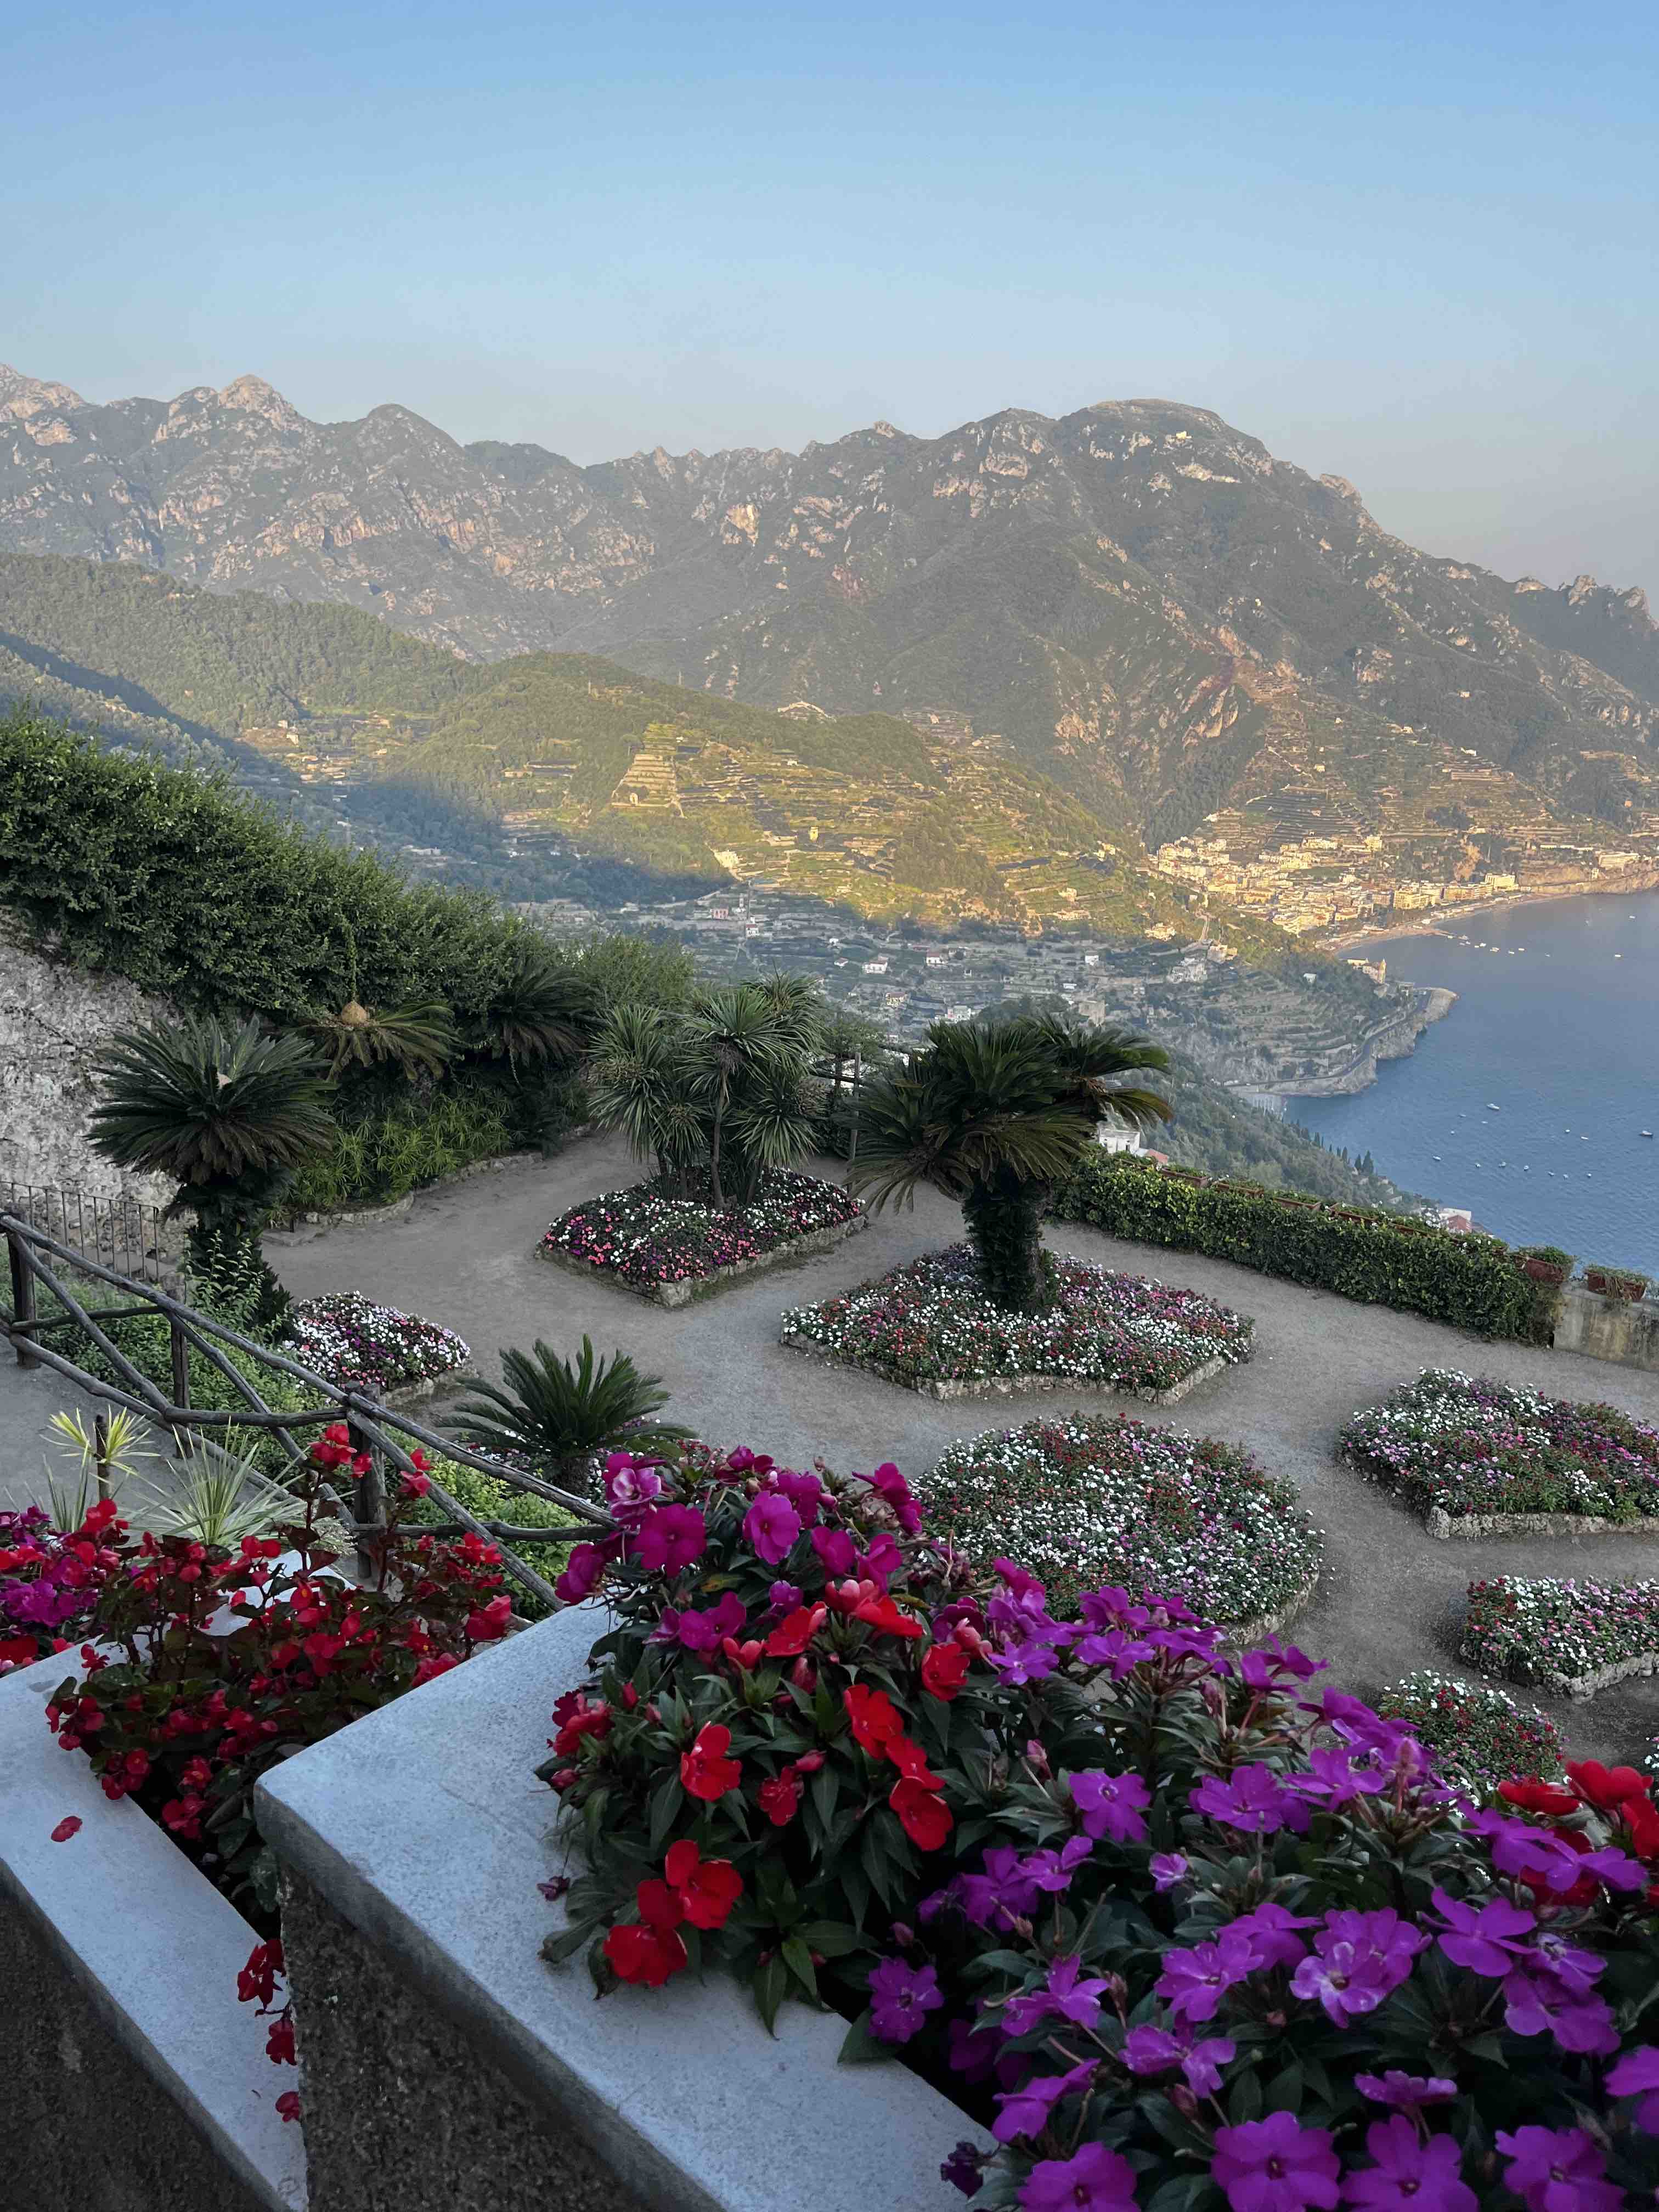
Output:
[[265, 1137, 1659, 1763]]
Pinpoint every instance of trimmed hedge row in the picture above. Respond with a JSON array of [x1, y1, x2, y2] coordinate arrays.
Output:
[[1051, 1152, 1556, 1342]]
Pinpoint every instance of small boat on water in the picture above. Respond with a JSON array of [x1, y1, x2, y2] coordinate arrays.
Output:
[[1487, 1102, 1500, 1111], [1643, 1131, 1655, 1140]]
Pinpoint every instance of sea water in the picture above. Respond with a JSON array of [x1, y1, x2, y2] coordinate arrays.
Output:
[[1286, 891, 1659, 1273]]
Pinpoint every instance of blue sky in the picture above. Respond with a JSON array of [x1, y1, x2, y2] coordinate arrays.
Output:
[[5, 1, 1656, 594]]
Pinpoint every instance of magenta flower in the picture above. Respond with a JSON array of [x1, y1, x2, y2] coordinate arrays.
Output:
[[653, 1591, 746, 1654], [1607, 2044, 1659, 2130], [1190, 1764, 1308, 1835], [946, 2017, 1005, 2083], [863, 1460, 923, 1536], [992, 2061, 1096, 2145], [811, 1524, 858, 1577], [1211, 2112, 1340, 2212], [1157, 1928, 1260, 2025], [1150, 1852, 1189, 1892], [742, 1492, 801, 1566], [772, 1468, 824, 1524], [1227, 1901, 1318, 1973], [1428, 1888, 1536, 1977], [867, 1956, 943, 2045], [1500, 1967, 1618, 2056], [1069, 1768, 1151, 1844], [1121, 2024, 1183, 2075], [1003, 1954, 1113, 2035], [629, 1503, 707, 1575], [1289, 1910, 1427, 2026], [1290, 1747, 1386, 1808], [1354, 2072, 1457, 2111], [1494, 2127, 1624, 2212], [1019, 2142, 1138, 2211], [1339, 2117, 1475, 2212], [1183, 2037, 1235, 2096], [552, 1538, 619, 1604]]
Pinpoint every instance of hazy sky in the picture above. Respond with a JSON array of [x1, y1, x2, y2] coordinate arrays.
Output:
[[7, 2, 1657, 596]]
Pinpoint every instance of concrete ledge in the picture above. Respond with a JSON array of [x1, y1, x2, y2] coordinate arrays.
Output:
[[777, 1334, 1240, 1406], [1423, 1503, 1659, 1541], [0, 1652, 307, 2212], [1554, 1283, 1659, 1373], [539, 1210, 869, 1308], [257, 1604, 981, 2212]]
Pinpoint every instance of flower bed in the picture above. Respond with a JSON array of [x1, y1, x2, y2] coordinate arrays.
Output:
[[1462, 1573, 1659, 1697], [0, 1498, 124, 1677], [531, 1441, 1659, 2212], [1376, 1669, 1566, 1795], [539, 1170, 866, 1305], [917, 1413, 1319, 1627], [281, 1291, 472, 1400], [778, 1243, 1252, 1401], [1340, 1368, 1659, 1535]]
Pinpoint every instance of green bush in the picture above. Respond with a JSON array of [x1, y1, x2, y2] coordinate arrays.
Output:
[[1051, 1151, 1551, 1341]]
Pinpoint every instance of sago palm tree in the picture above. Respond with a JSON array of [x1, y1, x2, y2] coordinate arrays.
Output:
[[306, 997, 458, 1080], [848, 1012, 1171, 1311], [450, 1338, 689, 1500], [89, 1015, 335, 1307], [471, 940, 595, 1073]]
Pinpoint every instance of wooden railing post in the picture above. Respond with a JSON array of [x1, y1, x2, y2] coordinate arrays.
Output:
[[347, 1406, 386, 1582], [8, 1228, 38, 1368], [168, 1315, 194, 1454], [94, 1414, 112, 1503]]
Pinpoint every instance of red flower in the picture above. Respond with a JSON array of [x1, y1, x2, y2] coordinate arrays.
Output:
[[603, 1920, 689, 1987], [680, 1723, 742, 1801], [844, 1683, 904, 1757], [921, 1639, 971, 1702], [764, 1605, 827, 1659], [721, 1635, 765, 1671], [266, 2014, 297, 2066], [1499, 1778, 1581, 1816], [49, 1815, 82, 1843], [238, 1939, 285, 2007], [664, 1838, 744, 1927], [275, 2091, 302, 2124], [465, 1594, 512, 1643], [884, 1733, 941, 1786], [1566, 1759, 1649, 1812], [400, 1471, 432, 1500], [758, 1770, 803, 1826], [889, 1774, 953, 1852], [0, 1634, 40, 1669], [852, 1593, 924, 1641]]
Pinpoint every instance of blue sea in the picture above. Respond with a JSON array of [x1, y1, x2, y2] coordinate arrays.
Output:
[[1286, 891, 1659, 1273]]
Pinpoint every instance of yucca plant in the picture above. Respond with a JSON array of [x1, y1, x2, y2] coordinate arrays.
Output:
[[586, 1003, 704, 1189], [849, 1012, 1171, 1311], [41, 1406, 154, 1530], [450, 1338, 689, 1501], [135, 1436, 294, 1550]]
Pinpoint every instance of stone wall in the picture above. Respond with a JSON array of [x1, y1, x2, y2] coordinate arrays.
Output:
[[1554, 1284, 1659, 1375], [0, 917, 178, 1213]]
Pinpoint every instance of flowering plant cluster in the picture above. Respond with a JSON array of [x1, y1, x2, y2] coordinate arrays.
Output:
[[919, 1414, 1319, 1626], [1462, 1575, 1659, 1695], [281, 1291, 471, 1397], [1340, 1369, 1659, 1527], [0, 1499, 125, 1675], [541, 1170, 862, 1293], [47, 1425, 513, 1927], [1375, 1670, 1565, 1796], [535, 1441, 1659, 2210], [779, 1245, 1252, 1396]]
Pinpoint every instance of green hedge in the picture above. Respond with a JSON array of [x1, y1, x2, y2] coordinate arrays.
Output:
[[1052, 1152, 1554, 1342]]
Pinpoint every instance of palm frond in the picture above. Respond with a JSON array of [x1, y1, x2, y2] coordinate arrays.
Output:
[[308, 999, 458, 1079], [450, 1337, 690, 1477], [91, 1016, 335, 1188]]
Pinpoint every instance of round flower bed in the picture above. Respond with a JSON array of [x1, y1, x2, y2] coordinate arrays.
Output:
[[1376, 1669, 1566, 1795], [1340, 1368, 1659, 1531], [282, 1292, 471, 1398], [778, 1244, 1252, 1399], [541, 1170, 864, 1299], [1463, 1573, 1659, 1697], [917, 1412, 1318, 1626]]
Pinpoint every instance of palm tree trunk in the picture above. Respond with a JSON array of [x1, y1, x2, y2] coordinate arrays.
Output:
[[962, 1171, 1050, 1312]]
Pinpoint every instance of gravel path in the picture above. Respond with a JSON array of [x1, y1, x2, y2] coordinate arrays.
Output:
[[264, 1136, 1659, 1763]]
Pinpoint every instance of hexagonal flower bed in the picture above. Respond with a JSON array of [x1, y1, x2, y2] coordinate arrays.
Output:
[[1462, 1574, 1659, 1698], [1375, 1670, 1565, 1796], [778, 1244, 1252, 1402], [917, 1411, 1319, 1630], [1340, 1368, 1659, 1538], [281, 1291, 472, 1402], [539, 1170, 866, 1307]]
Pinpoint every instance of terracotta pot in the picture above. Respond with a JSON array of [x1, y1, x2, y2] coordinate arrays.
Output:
[[1522, 1258, 1566, 1284]]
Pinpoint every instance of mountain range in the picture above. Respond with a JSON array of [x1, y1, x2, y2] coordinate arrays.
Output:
[[3, 360, 1656, 902]]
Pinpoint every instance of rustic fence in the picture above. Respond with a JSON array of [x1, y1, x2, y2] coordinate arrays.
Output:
[[3, 1180, 171, 1284], [0, 1211, 613, 1610]]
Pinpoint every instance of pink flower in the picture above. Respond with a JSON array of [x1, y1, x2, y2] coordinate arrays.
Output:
[[1494, 2128, 1623, 2212], [631, 1505, 707, 1575], [49, 1815, 82, 1842], [1339, 2118, 1474, 2212], [742, 1493, 801, 1566], [1211, 2113, 1340, 2212], [553, 1538, 618, 1605]]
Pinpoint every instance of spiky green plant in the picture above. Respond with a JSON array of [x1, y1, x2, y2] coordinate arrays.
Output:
[[450, 1338, 689, 1500], [472, 940, 594, 1072], [41, 1406, 154, 1530], [849, 1013, 1171, 1311], [307, 998, 458, 1079], [136, 1434, 294, 1549]]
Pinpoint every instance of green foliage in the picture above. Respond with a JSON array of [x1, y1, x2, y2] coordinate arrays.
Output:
[[411, 1457, 574, 1621], [1053, 1151, 1550, 1341], [285, 1076, 518, 1212], [450, 1338, 689, 1498]]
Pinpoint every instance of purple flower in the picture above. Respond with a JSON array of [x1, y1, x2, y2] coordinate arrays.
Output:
[[653, 1590, 747, 1654], [1021, 1837, 1093, 1894], [857, 1530, 902, 1589], [1608, 2044, 1659, 2130], [1500, 1967, 1618, 2056], [992, 2060, 1095, 2144], [947, 2017, 1005, 2084], [1291, 1747, 1386, 1808], [1289, 1910, 1427, 2027], [1211, 2112, 1340, 2212], [1240, 1637, 1325, 1686], [773, 1468, 824, 1525], [1494, 2127, 1624, 2212], [1183, 2036, 1235, 2095], [1018, 2143, 1138, 2211], [1003, 1954, 1113, 2036], [1428, 1887, 1536, 1977], [940, 2142, 988, 2200], [743, 1492, 801, 1566], [766, 1579, 802, 1616], [1069, 1768, 1150, 1844], [867, 1957, 943, 2045], [810, 1524, 857, 1577], [1227, 1901, 1318, 1973], [1354, 2072, 1458, 2111], [602, 1459, 666, 1516], [986, 1638, 1063, 1687], [1157, 1929, 1260, 2025], [1073, 1626, 1158, 1675], [1340, 2117, 1475, 2212], [1471, 1810, 1646, 1895], [1121, 2024, 1183, 2076], [1190, 1764, 1309, 1836], [631, 1504, 707, 1574], [1150, 1852, 1189, 1892]]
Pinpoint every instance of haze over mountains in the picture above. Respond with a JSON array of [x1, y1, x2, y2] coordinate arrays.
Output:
[[3, 361, 1657, 921]]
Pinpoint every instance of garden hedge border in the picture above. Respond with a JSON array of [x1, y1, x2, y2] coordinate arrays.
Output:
[[1052, 1153, 1556, 1342]]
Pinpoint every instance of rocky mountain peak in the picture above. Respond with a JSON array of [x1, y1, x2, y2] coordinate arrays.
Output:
[[0, 363, 87, 422], [215, 374, 306, 432]]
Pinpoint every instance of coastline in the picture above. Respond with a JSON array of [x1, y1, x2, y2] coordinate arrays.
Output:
[[1321, 872, 1659, 955]]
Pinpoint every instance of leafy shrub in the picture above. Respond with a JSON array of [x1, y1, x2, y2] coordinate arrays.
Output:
[[538, 1445, 1659, 2209], [918, 1413, 1318, 1626], [1052, 1152, 1551, 1341], [1463, 1575, 1659, 1692], [281, 1293, 470, 1396], [286, 1076, 518, 1211], [1375, 1671, 1566, 1795], [1340, 1369, 1659, 1528], [780, 1244, 1252, 1395], [410, 1455, 574, 1620], [542, 1171, 862, 1293]]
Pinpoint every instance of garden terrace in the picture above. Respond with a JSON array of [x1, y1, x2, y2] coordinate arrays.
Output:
[[1463, 1575, 1659, 1699], [264, 1132, 1659, 1760], [778, 1244, 1252, 1401], [538, 1169, 866, 1306]]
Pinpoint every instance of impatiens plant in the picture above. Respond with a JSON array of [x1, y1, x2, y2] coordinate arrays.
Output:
[[0, 1497, 125, 1675], [1462, 1575, 1659, 1695], [535, 1443, 1659, 2210], [281, 1291, 471, 1396], [541, 1168, 861, 1296]]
